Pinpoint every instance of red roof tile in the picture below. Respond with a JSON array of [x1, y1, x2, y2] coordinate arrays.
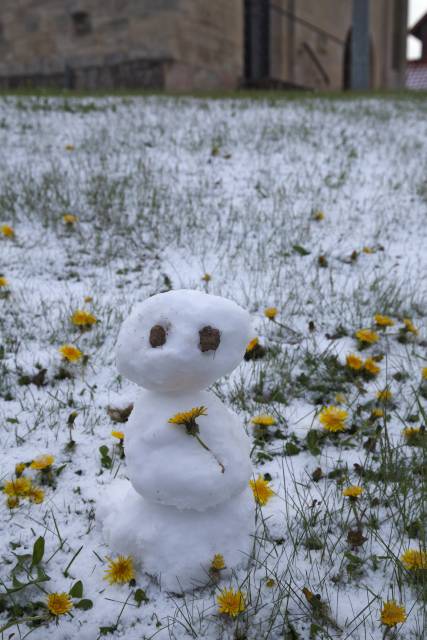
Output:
[[406, 61, 427, 89]]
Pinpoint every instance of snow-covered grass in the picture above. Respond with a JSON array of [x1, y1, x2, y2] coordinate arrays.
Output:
[[0, 94, 426, 640]]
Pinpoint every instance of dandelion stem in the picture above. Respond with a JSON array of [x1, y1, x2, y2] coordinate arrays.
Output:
[[195, 435, 225, 473], [351, 502, 362, 528], [170, 409, 225, 474]]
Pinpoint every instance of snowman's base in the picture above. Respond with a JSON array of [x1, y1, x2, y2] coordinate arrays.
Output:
[[100, 480, 255, 592]]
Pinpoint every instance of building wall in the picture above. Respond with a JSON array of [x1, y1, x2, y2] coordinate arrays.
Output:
[[0, 0, 407, 91], [268, 0, 407, 90], [0, 1, 180, 88], [269, 0, 350, 89], [166, 0, 243, 90]]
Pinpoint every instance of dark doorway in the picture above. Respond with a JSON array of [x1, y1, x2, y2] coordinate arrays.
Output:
[[244, 0, 270, 84]]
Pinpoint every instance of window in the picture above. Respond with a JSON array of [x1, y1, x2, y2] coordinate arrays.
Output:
[[72, 11, 92, 36]]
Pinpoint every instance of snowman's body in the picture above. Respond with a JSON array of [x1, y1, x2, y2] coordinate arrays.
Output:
[[126, 389, 252, 510], [101, 290, 255, 592]]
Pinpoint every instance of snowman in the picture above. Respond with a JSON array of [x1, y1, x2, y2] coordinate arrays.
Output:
[[101, 289, 255, 592]]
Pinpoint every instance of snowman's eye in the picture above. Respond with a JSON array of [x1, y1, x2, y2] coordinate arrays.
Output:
[[149, 324, 167, 348], [199, 326, 220, 352]]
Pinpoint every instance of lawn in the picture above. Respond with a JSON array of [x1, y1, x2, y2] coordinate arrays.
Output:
[[0, 93, 426, 640]]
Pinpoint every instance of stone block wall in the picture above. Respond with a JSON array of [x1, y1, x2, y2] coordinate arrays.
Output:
[[0, 0, 179, 88], [0, 0, 408, 91]]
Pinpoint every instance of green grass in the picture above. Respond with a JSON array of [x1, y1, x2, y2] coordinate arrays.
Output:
[[0, 93, 426, 640], [1, 87, 427, 102]]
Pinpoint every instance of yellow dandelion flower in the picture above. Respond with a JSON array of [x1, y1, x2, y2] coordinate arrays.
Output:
[[264, 307, 278, 320], [59, 344, 83, 362], [201, 273, 211, 282], [376, 389, 392, 402], [1, 225, 14, 237], [265, 578, 276, 588], [29, 487, 45, 504], [47, 592, 73, 616], [0, 276, 9, 287], [7, 495, 20, 508], [400, 549, 427, 570], [168, 406, 207, 425], [3, 477, 32, 496], [211, 554, 225, 571], [15, 463, 26, 476], [372, 408, 384, 418], [362, 246, 375, 254], [246, 337, 259, 353], [422, 367, 427, 380], [355, 328, 379, 344], [104, 555, 135, 585], [364, 358, 381, 375], [249, 476, 274, 506], [342, 485, 364, 498], [318, 406, 348, 432], [380, 601, 406, 627], [251, 414, 276, 427], [63, 214, 78, 224], [374, 314, 394, 327], [111, 430, 124, 440], [313, 210, 324, 221], [346, 353, 363, 370], [217, 588, 246, 617], [65, 144, 75, 151], [31, 454, 55, 470], [403, 318, 418, 335], [402, 426, 420, 438], [71, 309, 97, 327]]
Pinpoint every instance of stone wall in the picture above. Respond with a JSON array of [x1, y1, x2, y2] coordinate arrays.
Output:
[[0, 58, 170, 91], [268, 0, 408, 90], [0, 0, 178, 86], [0, 0, 408, 91], [165, 0, 243, 90]]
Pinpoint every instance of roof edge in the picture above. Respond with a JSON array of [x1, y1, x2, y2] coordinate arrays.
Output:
[[409, 12, 427, 39]]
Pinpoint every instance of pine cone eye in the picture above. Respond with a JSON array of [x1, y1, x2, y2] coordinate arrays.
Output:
[[199, 326, 220, 352], [149, 325, 167, 348]]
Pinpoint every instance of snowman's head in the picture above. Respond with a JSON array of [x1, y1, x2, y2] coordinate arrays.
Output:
[[116, 289, 253, 391]]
